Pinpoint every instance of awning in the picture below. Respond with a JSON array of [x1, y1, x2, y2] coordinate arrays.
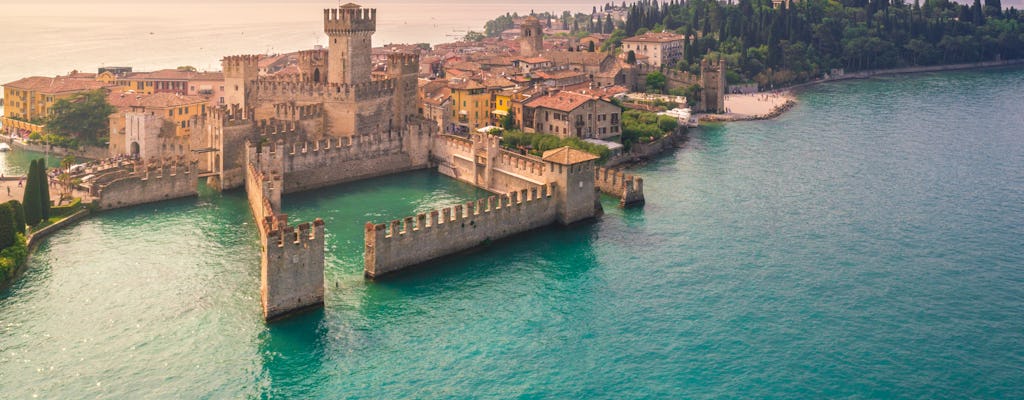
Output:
[[491, 110, 508, 116]]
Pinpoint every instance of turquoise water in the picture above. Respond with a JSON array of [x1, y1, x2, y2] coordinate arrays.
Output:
[[2, 68, 1023, 397], [0, 149, 62, 176]]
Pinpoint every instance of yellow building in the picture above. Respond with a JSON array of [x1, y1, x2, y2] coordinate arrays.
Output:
[[2, 76, 112, 135], [106, 92, 208, 158], [448, 79, 490, 132]]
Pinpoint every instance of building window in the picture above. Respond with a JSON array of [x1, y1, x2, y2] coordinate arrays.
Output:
[[168, 110, 173, 117]]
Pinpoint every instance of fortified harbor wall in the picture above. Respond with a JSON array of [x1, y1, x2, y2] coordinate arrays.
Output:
[[365, 185, 558, 277], [245, 140, 325, 321], [595, 167, 645, 207], [94, 161, 198, 210]]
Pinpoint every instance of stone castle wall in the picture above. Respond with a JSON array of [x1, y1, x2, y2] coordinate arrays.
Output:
[[364, 184, 559, 277], [595, 167, 645, 207], [244, 141, 325, 321], [95, 161, 199, 210], [432, 133, 548, 194]]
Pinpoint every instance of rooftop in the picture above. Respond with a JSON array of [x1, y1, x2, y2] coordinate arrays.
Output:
[[542, 146, 600, 165], [623, 32, 686, 43], [525, 91, 596, 112], [3, 76, 113, 94], [107, 91, 207, 110]]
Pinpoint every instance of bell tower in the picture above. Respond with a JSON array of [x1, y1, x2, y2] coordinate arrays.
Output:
[[324, 3, 376, 85], [520, 16, 544, 57]]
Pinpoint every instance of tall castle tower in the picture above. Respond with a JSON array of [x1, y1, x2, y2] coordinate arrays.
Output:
[[520, 16, 544, 58], [700, 58, 726, 113], [222, 55, 259, 115], [324, 4, 376, 85], [386, 53, 420, 124]]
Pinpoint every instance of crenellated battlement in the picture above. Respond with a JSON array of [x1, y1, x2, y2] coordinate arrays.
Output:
[[266, 218, 325, 249], [272, 102, 323, 121], [496, 150, 547, 179], [222, 55, 260, 76], [94, 159, 199, 210], [386, 53, 420, 75], [595, 167, 645, 207], [324, 6, 377, 35], [364, 184, 560, 277], [252, 77, 397, 102], [256, 118, 300, 136], [209, 105, 251, 127]]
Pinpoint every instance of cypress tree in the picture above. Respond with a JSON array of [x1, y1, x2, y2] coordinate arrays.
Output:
[[38, 159, 51, 221], [0, 203, 13, 250], [6, 200, 25, 235], [23, 159, 41, 226]]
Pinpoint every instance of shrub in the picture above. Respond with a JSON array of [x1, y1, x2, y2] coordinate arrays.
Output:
[[6, 201, 24, 235], [0, 204, 14, 250], [0, 234, 27, 281], [23, 160, 41, 226]]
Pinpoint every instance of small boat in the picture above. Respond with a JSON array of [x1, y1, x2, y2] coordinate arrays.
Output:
[[0, 143, 11, 152]]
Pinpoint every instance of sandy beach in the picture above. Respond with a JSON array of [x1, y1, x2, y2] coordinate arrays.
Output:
[[699, 92, 797, 122]]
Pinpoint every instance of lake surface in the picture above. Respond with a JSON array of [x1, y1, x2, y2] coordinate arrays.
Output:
[[1, 67, 1021, 397]]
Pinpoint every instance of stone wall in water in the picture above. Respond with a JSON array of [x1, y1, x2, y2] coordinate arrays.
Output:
[[245, 141, 325, 321], [94, 161, 198, 210], [364, 185, 559, 278]]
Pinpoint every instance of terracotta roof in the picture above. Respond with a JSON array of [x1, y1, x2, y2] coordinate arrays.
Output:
[[524, 91, 595, 112], [131, 69, 223, 81], [448, 79, 485, 90], [481, 76, 516, 89], [622, 32, 686, 43], [534, 70, 585, 80], [541, 51, 611, 67], [514, 57, 551, 64], [542, 147, 599, 165], [3, 76, 113, 94], [107, 91, 207, 110]]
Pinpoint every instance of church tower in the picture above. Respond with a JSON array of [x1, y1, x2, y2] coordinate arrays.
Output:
[[520, 16, 544, 57], [324, 3, 376, 85]]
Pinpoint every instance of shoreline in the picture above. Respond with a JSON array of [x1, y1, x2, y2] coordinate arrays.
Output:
[[695, 58, 1024, 124]]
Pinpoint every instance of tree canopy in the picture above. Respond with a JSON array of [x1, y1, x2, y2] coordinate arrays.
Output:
[[44, 89, 115, 146]]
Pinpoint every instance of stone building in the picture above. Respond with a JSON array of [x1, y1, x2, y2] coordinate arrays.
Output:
[[106, 92, 207, 159], [622, 32, 686, 69], [1, 76, 113, 136], [700, 58, 726, 113], [520, 90, 621, 140], [519, 16, 544, 57]]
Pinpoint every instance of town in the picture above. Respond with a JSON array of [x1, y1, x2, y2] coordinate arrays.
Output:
[[1, 3, 762, 321]]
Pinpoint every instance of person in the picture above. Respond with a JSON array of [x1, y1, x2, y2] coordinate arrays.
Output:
[[6, 186, 9, 196]]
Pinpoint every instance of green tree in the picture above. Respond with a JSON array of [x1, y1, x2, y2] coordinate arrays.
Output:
[[464, 31, 486, 42], [626, 50, 637, 64], [44, 89, 116, 145], [6, 201, 25, 235], [646, 71, 668, 93], [37, 159, 51, 221], [0, 203, 14, 250], [22, 160, 41, 226]]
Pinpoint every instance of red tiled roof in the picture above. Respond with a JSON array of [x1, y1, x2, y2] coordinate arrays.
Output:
[[542, 146, 599, 165], [622, 32, 686, 43], [524, 91, 595, 112], [3, 76, 113, 94], [107, 91, 207, 110]]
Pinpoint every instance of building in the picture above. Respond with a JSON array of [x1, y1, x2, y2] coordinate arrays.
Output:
[[1, 76, 113, 136], [700, 59, 726, 113], [106, 92, 207, 159], [621, 32, 686, 69], [448, 78, 490, 132], [418, 79, 452, 134], [519, 16, 544, 57], [521, 90, 621, 140]]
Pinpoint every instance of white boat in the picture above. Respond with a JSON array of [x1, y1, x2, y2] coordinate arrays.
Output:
[[0, 143, 11, 152]]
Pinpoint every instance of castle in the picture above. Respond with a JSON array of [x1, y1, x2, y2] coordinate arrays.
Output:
[[90, 3, 646, 322]]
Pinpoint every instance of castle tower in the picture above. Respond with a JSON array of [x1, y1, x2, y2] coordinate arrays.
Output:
[[324, 4, 376, 85], [700, 58, 726, 113], [520, 16, 544, 58], [222, 55, 259, 115], [542, 147, 600, 225], [296, 49, 328, 83], [386, 53, 420, 124]]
